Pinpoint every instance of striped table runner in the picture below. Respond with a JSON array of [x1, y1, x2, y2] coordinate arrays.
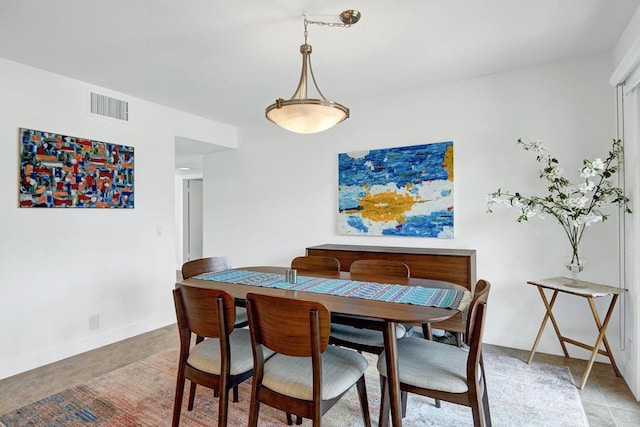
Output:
[[194, 269, 468, 310]]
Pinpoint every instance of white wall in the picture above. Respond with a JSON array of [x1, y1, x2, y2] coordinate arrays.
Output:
[[0, 57, 237, 379], [612, 5, 640, 69], [203, 53, 637, 385]]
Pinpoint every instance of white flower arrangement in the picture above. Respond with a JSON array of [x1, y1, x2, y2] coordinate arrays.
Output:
[[486, 138, 631, 271]]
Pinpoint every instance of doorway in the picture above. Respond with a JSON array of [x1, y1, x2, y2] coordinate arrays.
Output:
[[182, 178, 203, 263]]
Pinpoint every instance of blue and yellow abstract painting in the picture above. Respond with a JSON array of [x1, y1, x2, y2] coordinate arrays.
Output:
[[338, 141, 453, 238]]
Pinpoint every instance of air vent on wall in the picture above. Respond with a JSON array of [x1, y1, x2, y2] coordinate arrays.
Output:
[[90, 92, 129, 121]]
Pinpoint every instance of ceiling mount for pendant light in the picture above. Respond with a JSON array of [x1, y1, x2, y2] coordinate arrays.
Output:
[[265, 10, 361, 134]]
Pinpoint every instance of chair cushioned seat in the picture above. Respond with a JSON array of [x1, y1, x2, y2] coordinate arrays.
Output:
[[330, 323, 406, 347], [377, 337, 470, 394], [188, 329, 272, 376], [262, 346, 368, 401]]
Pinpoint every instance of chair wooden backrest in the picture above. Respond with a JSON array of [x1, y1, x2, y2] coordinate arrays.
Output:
[[329, 259, 410, 355], [468, 301, 487, 357], [463, 280, 491, 421], [291, 256, 340, 272], [246, 293, 331, 357], [181, 256, 232, 279], [465, 279, 490, 346], [173, 285, 236, 340], [349, 259, 410, 277]]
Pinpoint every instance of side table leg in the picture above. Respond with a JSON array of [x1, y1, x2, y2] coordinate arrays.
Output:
[[528, 289, 567, 364], [579, 295, 621, 389]]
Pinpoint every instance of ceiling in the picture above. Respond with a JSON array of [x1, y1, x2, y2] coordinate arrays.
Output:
[[1, 0, 638, 169]]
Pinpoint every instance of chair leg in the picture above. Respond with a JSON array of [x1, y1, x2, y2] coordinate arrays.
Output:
[[285, 413, 302, 425], [248, 396, 260, 427], [248, 369, 262, 427], [356, 375, 371, 427], [313, 399, 322, 427], [415, 327, 443, 410], [218, 383, 230, 427], [187, 336, 205, 410], [378, 375, 391, 427], [480, 357, 492, 426], [423, 321, 441, 411], [470, 363, 487, 427], [172, 373, 185, 427], [232, 385, 239, 403], [401, 390, 407, 418], [482, 391, 492, 427], [470, 394, 486, 427], [187, 381, 197, 411]]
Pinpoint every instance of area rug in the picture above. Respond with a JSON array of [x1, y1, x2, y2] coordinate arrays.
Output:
[[0, 349, 587, 426]]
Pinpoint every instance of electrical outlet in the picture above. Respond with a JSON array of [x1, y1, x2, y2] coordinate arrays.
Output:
[[89, 314, 100, 330]]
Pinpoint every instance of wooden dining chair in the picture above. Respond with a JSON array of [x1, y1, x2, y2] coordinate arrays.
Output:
[[172, 285, 272, 427], [245, 293, 371, 427], [180, 257, 249, 406], [181, 256, 248, 329], [291, 255, 340, 271], [376, 280, 492, 427], [420, 280, 471, 347], [329, 259, 411, 355]]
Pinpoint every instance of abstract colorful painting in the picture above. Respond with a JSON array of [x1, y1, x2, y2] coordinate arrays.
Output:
[[19, 128, 134, 208], [338, 141, 453, 237]]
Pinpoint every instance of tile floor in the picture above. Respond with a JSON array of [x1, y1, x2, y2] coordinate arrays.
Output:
[[1, 325, 639, 426], [487, 343, 640, 426]]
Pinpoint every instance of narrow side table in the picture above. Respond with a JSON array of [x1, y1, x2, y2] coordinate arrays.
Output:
[[526, 276, 627, 389]]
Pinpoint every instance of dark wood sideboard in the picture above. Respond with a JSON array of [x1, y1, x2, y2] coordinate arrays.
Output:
[[306, 244, 476, 291], [305, 244, 477, 340]]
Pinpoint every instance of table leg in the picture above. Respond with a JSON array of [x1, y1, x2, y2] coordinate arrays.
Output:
[[382, 321, 401, 427], [528, 288, 568, 364], [579, 295, 621, 389]]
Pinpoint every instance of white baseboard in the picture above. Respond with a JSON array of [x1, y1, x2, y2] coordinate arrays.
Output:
[[0, 312, 176, 380]]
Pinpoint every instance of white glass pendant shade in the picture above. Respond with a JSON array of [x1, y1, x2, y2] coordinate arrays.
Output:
[[266, 99, 348, 134]]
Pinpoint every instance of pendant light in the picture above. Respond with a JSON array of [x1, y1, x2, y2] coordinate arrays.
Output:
[[265, 10, 361, 134]]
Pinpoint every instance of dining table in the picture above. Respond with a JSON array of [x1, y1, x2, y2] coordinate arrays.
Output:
[[177, 266, 470, 427]]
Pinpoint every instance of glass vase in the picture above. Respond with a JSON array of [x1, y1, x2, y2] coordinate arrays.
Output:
[[563, 247, 587, 282]]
